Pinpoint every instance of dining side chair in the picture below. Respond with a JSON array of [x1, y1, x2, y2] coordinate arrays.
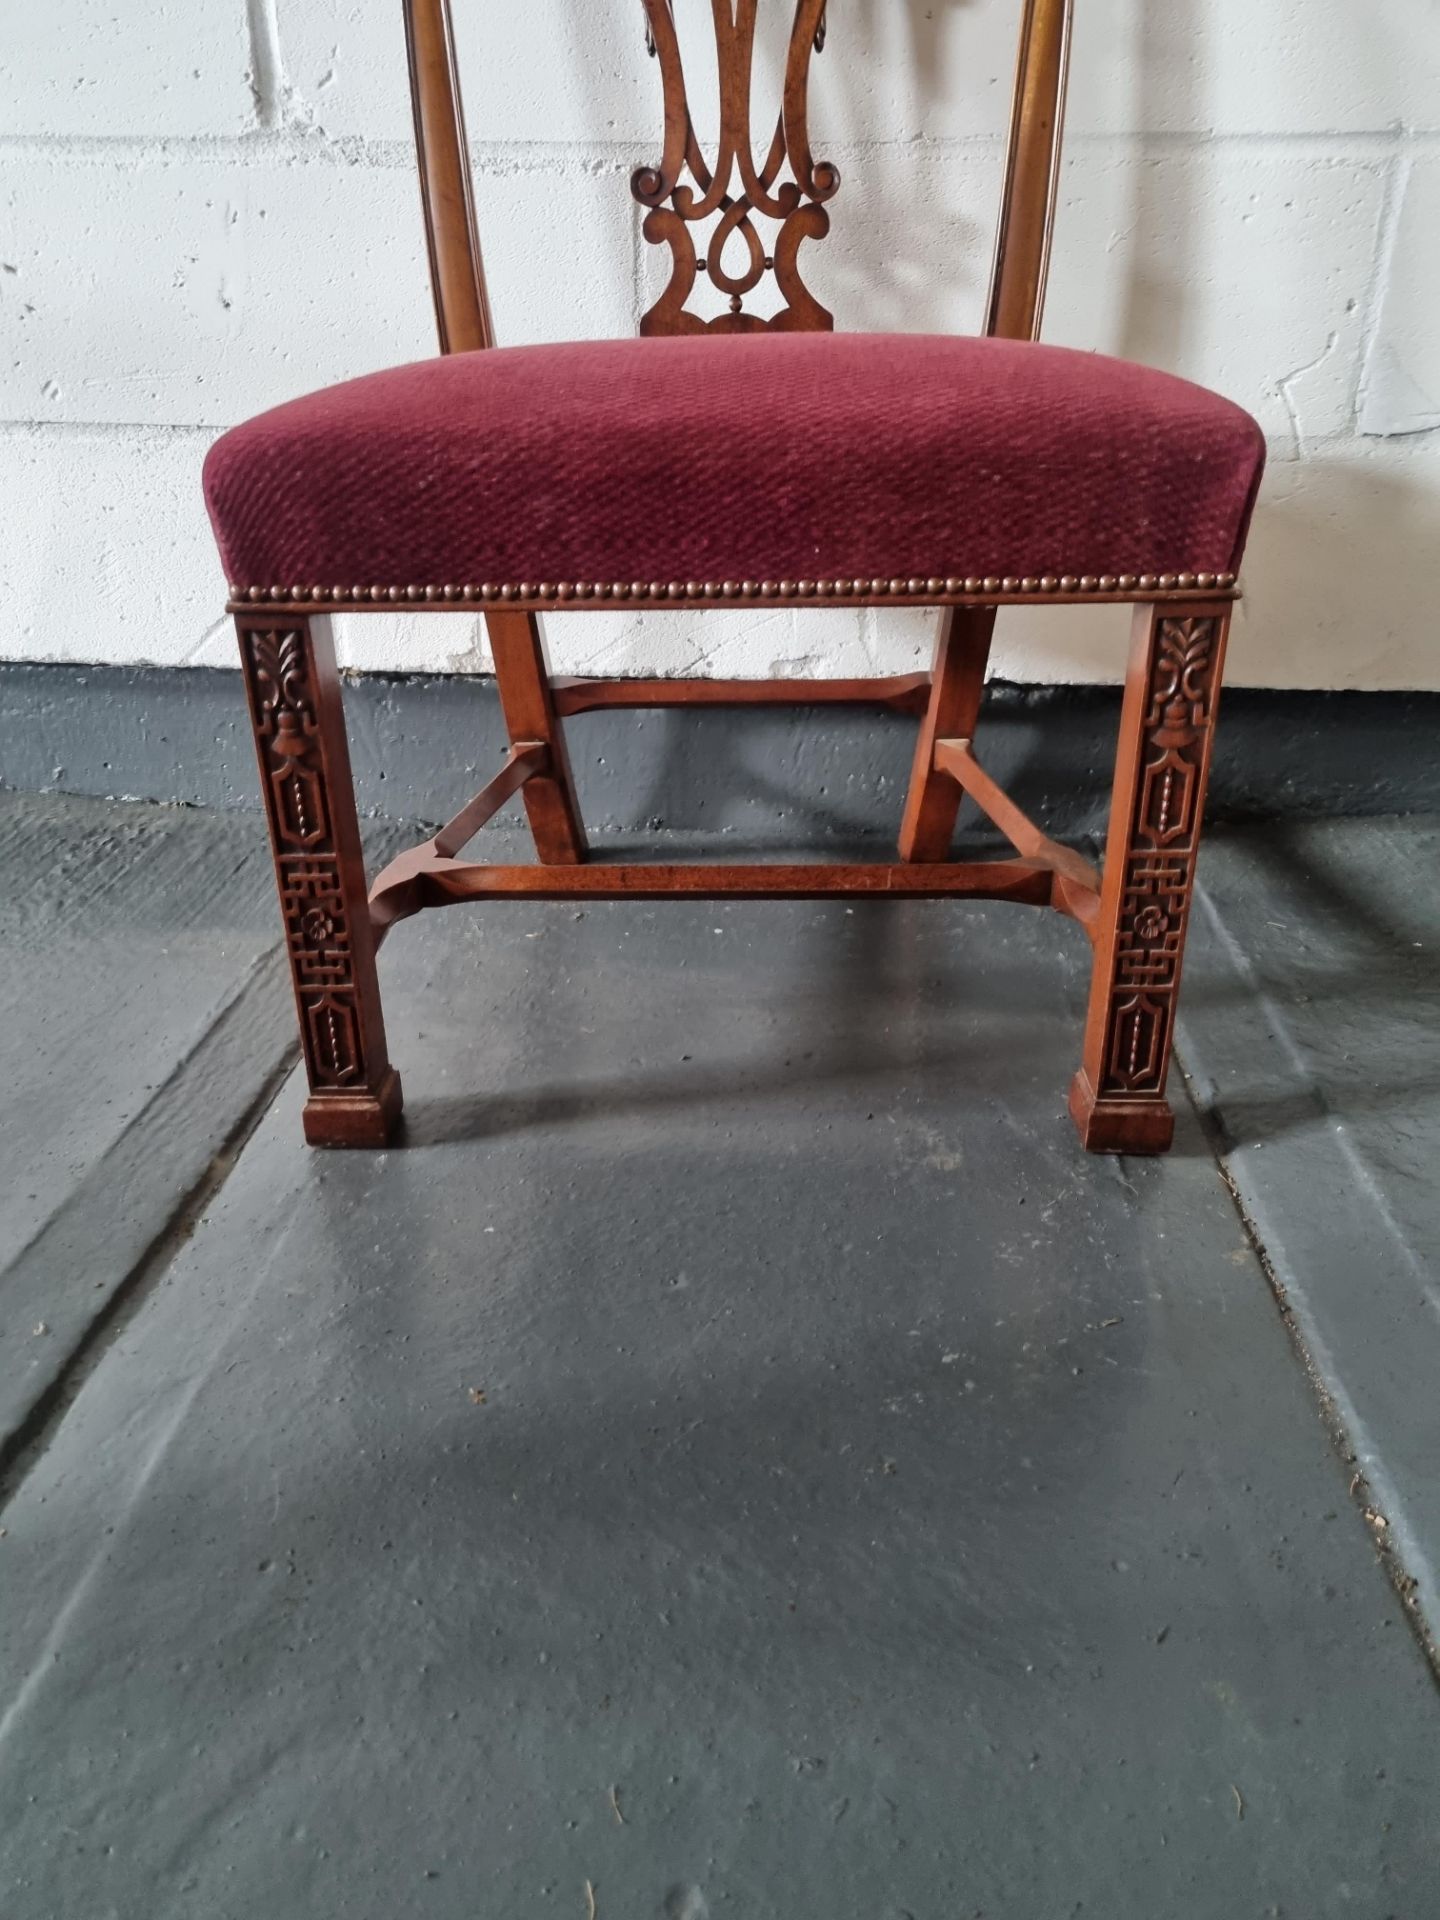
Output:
[[202, 0, 1266, 1155]]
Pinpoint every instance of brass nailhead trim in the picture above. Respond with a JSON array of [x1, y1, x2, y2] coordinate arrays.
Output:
[[238, 572, 1236, 606]]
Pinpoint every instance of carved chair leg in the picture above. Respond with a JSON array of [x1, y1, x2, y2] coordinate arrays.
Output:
[[898, 607, 998, 860], [1070, 601, 1230, 1153], [484, 609, 588, 863], [236, 612, 402, 1147]]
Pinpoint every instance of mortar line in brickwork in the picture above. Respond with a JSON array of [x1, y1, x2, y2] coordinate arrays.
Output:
[[1, 128, 1436, 171], [0, 421, 219, 444]]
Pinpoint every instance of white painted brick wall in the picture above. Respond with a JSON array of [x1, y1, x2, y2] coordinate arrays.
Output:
[[2, 0, 1438, 689]]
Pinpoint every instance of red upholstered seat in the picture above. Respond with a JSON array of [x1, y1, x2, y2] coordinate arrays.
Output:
[[204, 332, 1264, 594]]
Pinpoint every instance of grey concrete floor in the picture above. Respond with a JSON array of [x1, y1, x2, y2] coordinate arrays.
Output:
[[0, 794, 295, 1451], [0, 798, 1436, 1918], [1179, 817, 1440, 1641]]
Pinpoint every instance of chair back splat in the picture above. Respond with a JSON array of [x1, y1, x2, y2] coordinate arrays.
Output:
[[633, 0, 838, 335], [401, 0, 1074, 351]]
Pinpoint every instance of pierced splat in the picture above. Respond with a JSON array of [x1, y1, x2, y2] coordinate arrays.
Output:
[[633, 0, 839, 334]]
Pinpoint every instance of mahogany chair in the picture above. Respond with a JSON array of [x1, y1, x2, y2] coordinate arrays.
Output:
[[203, 0, 1265, 1155]]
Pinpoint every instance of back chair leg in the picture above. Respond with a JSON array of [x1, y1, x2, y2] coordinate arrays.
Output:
[[236, 612, 402, 1147], [1070, 600, 1230, 1153], [898, 606, 998, 860], [484, 609, 588, 863]]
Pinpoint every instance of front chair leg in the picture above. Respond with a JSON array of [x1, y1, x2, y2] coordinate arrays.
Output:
[[236, 611, 402, 1147], [1070, 600, 1230, 1154]]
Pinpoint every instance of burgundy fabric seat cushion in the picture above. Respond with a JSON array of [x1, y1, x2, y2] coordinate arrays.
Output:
[[204, 332, 1265, 593]]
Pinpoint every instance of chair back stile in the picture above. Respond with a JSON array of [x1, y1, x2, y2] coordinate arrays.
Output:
[[400, 0, 1075, 354], [986, 0, 1073, 342], [402, 0, 495, 353]]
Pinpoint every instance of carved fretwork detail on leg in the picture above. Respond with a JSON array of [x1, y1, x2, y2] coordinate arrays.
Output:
[[1099, 615, 1216, 1095], [279, 859, 353, 989], [304, 991, 363, 1085], [249, 628, 330, 847], [1072, 608, 1228, 1153], [1113, 851, 1190, 991], [238, 616, 401, 1145]]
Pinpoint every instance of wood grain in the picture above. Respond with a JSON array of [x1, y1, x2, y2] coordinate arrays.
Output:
[[368, 852, 1071, 924], [986, 0, 1075, 341], [403, 0, 494, 353], [550, 674, 932, 718], [483, 610, 588, 865], [897, 608, 997, 861]]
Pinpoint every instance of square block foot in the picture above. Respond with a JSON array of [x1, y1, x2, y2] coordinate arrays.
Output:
[[1068, 1071, 1174, 1155], [303, 1069, 403, 1148]]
